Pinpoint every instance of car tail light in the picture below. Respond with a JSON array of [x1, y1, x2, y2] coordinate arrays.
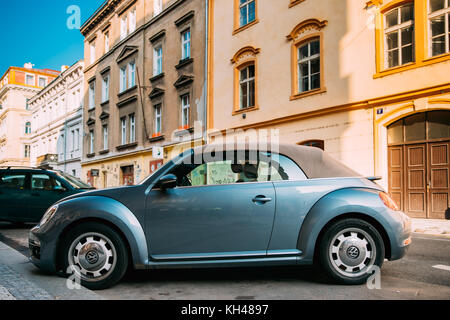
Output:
[[379, 192, 400, 211]]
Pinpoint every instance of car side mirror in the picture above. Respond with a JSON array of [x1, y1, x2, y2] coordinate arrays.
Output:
[[54, 186, 67, 193], [158, 174, 177, 190]]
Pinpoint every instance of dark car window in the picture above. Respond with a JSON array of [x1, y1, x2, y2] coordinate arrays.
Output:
[[31, 174, 63, 191], [54, 171, 93, 189], [169, 151, 307, 187], [0, 173, 26, 190]]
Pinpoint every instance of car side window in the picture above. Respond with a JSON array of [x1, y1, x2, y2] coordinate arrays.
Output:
[[31, 174, 63, 191], [258, 153, 307, 182], [0, 173, 26, 190], [187, 160, 241, 187]]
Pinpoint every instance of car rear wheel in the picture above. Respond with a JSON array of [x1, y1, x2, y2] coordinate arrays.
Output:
[[60, 222, 128, 290], [318, 218, 385, 285]]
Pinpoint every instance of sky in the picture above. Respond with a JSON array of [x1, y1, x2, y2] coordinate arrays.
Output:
[[0, 0, 105, 76]]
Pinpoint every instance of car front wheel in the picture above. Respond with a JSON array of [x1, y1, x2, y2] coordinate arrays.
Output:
[[60, 222, 128, 290], [318, 218, 385, 285]]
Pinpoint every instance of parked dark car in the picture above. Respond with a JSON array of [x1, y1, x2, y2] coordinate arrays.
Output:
[[29, 144, 411, 290], [0, 167, 94, 223]]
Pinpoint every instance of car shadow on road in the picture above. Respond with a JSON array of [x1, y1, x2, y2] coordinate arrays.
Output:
[[121, 265, 331, 286], [0, 222, 36, 230]]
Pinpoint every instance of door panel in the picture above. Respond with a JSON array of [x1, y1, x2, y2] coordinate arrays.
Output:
[[388, 146, 404, 211], [146, 182, 276, 259], [405, 144, 427, 218], [428, 142, 450, 219]]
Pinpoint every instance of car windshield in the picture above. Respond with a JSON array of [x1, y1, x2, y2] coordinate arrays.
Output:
[[54, 171, 94, 189]]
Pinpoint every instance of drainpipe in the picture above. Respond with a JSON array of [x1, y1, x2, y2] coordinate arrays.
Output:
[[204, 0, 209, 144]]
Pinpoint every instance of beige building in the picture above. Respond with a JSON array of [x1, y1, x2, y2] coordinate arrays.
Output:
[[208, 0, 450, 219], [80, 0, 206, 188], [0, 64, 59, 167]]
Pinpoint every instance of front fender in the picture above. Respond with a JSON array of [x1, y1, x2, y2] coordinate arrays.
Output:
[[35, 196, 148, 270], [296, 188, 402, 263]]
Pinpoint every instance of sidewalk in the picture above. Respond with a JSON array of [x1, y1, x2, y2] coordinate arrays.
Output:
[[412, 218, 450, 238], [0, 241, 103, 300]]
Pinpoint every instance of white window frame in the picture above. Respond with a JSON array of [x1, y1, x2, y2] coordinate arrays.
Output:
[[25, 122, 31, 134], [90, 41, 96, 64], [155, 104, 162, 134], [297, 39, 321, 93], [71, 130, 75, 152], [103, 125, 108, 150], [128, 61, 136, 88], [129, 114, 136, 143], [89, 130, 94, 154], [181, 94, 190, 128], [120, 66, 127, 93], [121, 117, 127, 145], [153, 46, 163, 76], [129, 9, 136, 33], [239, 64, 256, 109], [384, 4, 415, 68], [25, 74, 35, 86], [24, 145, 31, 158], [76, 128, 80, 150], [102, 74, 110, 103], [88, 81, 95, 109], [104, 31, 110, 53], [428, 0, 450, 56], [181, 29, 191, 60], [38, 76, 47, 88], [120, 15, 128, 40], [154, 0, 163, 16]]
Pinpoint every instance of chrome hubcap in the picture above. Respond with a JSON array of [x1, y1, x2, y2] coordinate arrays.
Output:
[[329, 228, 376, 278], [68, 233, 116, 281]]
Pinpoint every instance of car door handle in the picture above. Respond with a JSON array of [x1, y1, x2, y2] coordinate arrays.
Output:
[[252, 195, 272, 204]]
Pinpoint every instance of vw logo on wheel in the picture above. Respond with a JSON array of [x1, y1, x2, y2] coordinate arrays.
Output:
[[85, 250, 99, 264], [346, 246, 360, 259]]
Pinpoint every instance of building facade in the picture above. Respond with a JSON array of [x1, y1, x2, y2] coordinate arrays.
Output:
[[0, 64, 59, 167], [208, 0, 450, 219], [28, 61, 84, 178], [80, 0, 206, 188]]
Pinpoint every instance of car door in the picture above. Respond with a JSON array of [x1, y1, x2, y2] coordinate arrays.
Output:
[[28, 173, 69, 222], [0, 171, 29, 221], [146, 153, 276, 260]]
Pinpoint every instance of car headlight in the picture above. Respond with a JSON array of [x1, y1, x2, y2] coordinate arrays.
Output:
[[379, 192, 400, 211], [40, 205, 58, 226]]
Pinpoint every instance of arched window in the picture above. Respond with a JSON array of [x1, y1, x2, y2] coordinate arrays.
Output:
[[25, 122, 31, 135], [298, 139, 325, 150]]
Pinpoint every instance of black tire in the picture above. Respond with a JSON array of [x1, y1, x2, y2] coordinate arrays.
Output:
[[60, 222, 128, 290], [318, 218, 385, 285]]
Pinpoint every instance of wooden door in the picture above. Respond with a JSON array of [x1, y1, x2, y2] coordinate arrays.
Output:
[[388, 146, 404, 211], [428, 142, 450, 219], [404, 144, 427, 218]]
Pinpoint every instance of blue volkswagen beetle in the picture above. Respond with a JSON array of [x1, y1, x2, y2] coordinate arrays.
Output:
[[29, 143, 411, 290]]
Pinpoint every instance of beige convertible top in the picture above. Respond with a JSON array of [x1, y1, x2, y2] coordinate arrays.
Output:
[[192, 142, 360, 179]]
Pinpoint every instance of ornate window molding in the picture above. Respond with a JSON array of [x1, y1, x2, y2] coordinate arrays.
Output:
[[231, 46, 260, 115], [287, 19, 327, 100]]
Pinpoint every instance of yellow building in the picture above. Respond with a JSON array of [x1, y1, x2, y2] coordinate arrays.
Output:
[[0, 64, 60, 167], [207, 0, 450, 219]]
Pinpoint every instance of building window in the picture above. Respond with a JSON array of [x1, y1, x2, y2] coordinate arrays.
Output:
[[299, 140, 325, 150], [24, 145, 30, 158], [25, 98, 30, 110], [153, 46, 163, 76], [129, 9, 136, 33], [89, 130, 94, 154], [154, 0, 163, 16], [104, 31, 110, 53], [154, 104, 162, 135], [26, 74, 34, 86], [128, 61, 136, 88], [429, 0, 450, 56], [121, 117, 127, 145], [71, 130, 75, 152], [25, 122, 31, 134], [88, 81, 95, 109], [129, 114, 136, 143], [76, 128, 80, 150], [120, 15, 128, 40], [38, 77, 47, 88], [90, 41, 96, 64], [298, 39, 321, 93], [102, 74, 109, 103], [231, 46, 260, 113], [239, 64, 255, 110], [239, 0, 256, 28], [181, 94, 190, 129], [103, 125, 108, 150], [181, 29, 191, 60], [120, 66, 127, 92], [384, 3, 415, 68]]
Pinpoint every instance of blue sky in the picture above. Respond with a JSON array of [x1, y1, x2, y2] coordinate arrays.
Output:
[[0, 0, 105, 76]]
